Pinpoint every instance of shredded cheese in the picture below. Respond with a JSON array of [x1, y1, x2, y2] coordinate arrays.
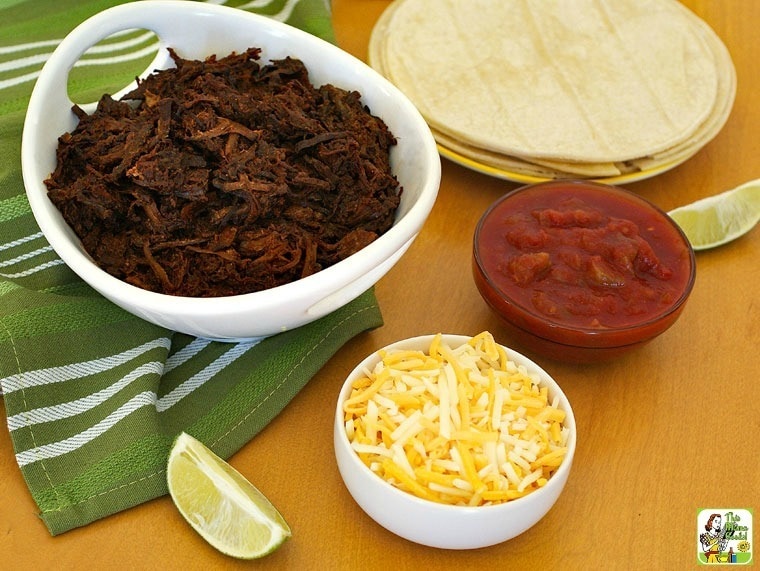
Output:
[[344, 332, 569, 506]]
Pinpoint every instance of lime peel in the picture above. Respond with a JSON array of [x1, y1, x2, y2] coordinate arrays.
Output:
[[668, 179, 760, 250], [167, 432, 291, 559]]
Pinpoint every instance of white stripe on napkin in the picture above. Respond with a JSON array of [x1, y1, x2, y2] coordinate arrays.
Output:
[[164, 337, 213, 372], [11, 341, 258, 465], [0, 32, 156, 91], [0, 231, 44, 252], [238, 0, 305, 21], [157, 340, 257, 411], [0, 337, 171, 394], [6, 362, 163, 431], [0, 246, 54, 268], [15, 391, 157, 467], [0, 258, 66, 279]]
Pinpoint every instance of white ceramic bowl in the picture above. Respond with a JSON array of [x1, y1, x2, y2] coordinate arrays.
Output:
[[334, 334, 576, 549], [21, 1, 440, 341]]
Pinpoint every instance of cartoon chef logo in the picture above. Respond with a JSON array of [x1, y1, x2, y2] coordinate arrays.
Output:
[[697, 509, 753, 565]]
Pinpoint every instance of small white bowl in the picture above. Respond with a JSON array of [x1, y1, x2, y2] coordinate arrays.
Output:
[[21, 1, 440, 341], [334, 334, 576, 550]]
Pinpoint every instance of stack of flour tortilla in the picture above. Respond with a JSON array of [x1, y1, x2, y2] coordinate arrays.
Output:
[[369, 0, 736, 181]]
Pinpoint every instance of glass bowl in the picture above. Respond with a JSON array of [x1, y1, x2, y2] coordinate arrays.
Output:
[[472, 180, 696, 363]]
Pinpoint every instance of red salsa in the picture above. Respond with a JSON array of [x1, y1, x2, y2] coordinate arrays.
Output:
[[475, 182, 693, 330]]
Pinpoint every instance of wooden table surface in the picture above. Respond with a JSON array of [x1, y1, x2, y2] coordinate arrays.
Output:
[[2, 1, 758, 569]]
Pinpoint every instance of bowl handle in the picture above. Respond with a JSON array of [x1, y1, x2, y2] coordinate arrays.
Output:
[[30, 2, 249, 112]]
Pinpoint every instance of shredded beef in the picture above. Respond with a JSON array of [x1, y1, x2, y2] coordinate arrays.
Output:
[[45, 47, 401, 297]]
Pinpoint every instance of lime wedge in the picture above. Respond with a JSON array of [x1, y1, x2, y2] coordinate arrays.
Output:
[[668, 179, 760, 250], [166, 432, 291, 559]]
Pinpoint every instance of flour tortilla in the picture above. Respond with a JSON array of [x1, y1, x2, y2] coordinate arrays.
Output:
[[428, 5, 737, 183], [371, 0, 732, 166], [634, 0, 737, 166]]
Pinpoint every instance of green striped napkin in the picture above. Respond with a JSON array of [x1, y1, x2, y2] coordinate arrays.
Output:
[[0, 1, 383, 536]]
